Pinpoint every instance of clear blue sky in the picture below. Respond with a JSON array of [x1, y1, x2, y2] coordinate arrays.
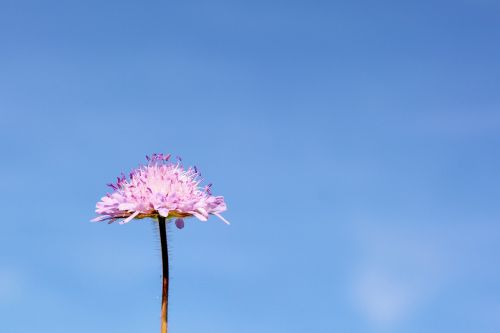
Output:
[[1, 0, 499, 332]]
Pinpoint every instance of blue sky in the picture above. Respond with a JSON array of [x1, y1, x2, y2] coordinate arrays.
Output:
[[1, 0, 499, 332]]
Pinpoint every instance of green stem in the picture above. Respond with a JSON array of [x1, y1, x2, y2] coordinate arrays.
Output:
[[158, 216, 169, 333]]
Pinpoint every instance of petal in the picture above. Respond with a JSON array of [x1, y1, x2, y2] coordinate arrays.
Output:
[[158, 208, 170, 217], [119, 211, 140, 224], [197, 207, 208, 217], [213, 212, 230, 225], [91, 215, 109, 222], [191, 211, 208, 221], [118, 203, 136, 211]]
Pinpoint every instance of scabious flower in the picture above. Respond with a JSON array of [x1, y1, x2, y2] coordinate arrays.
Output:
[[91, 153, 229, 228]]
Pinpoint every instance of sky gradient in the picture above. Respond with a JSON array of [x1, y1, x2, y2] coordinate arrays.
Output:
[[1, 0, 500, 332]]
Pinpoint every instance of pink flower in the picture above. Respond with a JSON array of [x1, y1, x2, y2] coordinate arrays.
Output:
[[92, 153, 229, 228]]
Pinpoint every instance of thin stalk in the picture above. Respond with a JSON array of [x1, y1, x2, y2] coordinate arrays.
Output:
[[158, 216, 169, 333]]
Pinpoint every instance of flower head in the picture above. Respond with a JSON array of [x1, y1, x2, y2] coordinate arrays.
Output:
[[92, 153, 228, 227]]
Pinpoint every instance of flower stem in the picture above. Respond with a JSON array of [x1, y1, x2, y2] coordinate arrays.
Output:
[[158, 216, 169, 333]]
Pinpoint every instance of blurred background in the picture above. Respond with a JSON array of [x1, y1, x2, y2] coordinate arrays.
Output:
[[1, 0, 499, 332]]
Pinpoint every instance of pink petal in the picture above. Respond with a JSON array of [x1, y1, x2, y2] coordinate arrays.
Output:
[[118, 203, 135, 211], [119, 211, 140, 225], [91, 215, 108, 222], [158, 208, 170, 217], [191, 211, 208, 221], [213, 212, 230, 225]]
